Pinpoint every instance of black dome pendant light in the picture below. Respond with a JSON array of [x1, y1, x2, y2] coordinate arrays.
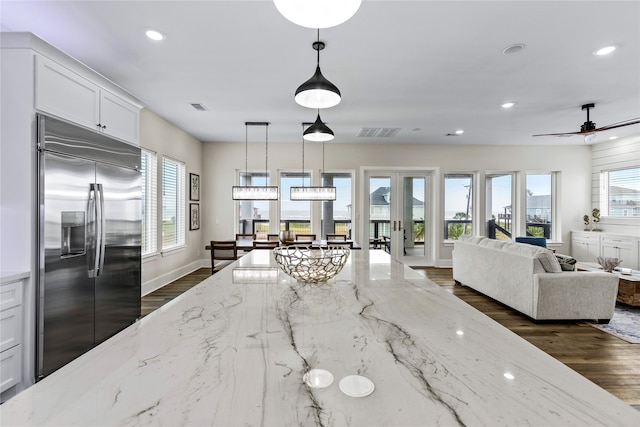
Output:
[[303, 110, 334, 142], [295, 29, 341, 109]]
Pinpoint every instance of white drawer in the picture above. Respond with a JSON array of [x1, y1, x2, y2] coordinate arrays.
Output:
[[0, 344, 22, 393], [572, 233, 600, 243], [0, 306, 22, 352], [0, 280, 22, 312], [601, 236, 637, 250]]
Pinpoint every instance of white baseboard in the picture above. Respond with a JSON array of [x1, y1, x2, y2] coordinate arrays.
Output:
[[438, 259, 453, 268], [142, 259, 209, 296]]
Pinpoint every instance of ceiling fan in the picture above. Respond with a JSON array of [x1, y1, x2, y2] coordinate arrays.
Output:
[[532, 103, 640, 142]]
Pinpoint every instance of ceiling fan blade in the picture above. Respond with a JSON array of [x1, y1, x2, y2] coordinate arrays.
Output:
[[532, 131, 580, 137], [593, 117, 640, 132]]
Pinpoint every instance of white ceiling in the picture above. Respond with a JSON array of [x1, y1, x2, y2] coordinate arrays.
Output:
[[1, 0, 639, 146]]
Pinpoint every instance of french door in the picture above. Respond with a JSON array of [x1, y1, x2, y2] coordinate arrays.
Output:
[[365, 170, 434, 266]]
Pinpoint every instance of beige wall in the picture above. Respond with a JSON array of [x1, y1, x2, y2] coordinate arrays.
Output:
[[140, 109, 204, 294], [202, 140, 596, 265]]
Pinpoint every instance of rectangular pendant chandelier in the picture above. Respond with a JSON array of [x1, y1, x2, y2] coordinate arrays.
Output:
[[232, 186, 279, 200], [290, 186, 336, 201]]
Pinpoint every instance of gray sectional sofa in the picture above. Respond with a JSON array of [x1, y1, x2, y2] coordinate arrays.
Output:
[[452, 235, 619, 322]]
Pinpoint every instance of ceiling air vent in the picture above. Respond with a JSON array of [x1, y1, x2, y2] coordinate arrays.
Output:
[[190, 103, 208, 111], [357, 127, 400, 137], [377, 128, 400, 137]]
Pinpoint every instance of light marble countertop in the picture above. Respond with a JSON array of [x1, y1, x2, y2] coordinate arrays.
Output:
[[1, 250, 638, 426]]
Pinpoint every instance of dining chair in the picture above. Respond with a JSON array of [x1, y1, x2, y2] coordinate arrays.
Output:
[[236, 233, 256, 240], [267, 234, 280, 241], [326, 234, 346, 241], [296, 234, 316, 241], [235, 233, 256, 254], [210, 240, 237, 275], [253, 240, 279, 249]]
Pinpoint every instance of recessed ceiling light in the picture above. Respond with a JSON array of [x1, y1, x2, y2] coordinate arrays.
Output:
[[594, 45, 617, 56], [608, 136, 618, 140], [455, 129, 464, 135], [501, 102, 516, 109], [504, 373, 515, 380], [145, 29, 165, 41], [503, 43, 525, 55]]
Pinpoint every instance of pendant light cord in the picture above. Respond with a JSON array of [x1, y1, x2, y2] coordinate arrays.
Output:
[[316, 28, 320, 66], [265, 123, 269, 184], [301, 123, 305, 187], [244, 123, 248, 187]]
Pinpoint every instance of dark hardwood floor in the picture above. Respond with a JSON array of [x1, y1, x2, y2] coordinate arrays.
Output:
[[142, 266, 640, 407]]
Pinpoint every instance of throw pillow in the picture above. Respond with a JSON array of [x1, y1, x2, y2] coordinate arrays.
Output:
[[555, 254, 577, 271], [537, 250, 563, 273]]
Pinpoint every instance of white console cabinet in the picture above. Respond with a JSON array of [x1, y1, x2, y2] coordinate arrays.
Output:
[[571, 231, 639, 271], [600, 235, 639, 271], [570, 231, 601, 263], [35, 55, 139, 144], [0, 272, 28, 402]]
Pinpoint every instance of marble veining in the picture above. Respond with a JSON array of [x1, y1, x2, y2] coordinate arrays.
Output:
[[0, 250, 638, 426]]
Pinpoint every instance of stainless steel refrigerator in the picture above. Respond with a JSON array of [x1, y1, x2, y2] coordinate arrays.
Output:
[[36, 113, 141, 379]]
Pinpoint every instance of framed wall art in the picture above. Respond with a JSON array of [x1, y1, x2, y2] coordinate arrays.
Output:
[[190, 173, 200, 201], [189, 203, 200, 230]]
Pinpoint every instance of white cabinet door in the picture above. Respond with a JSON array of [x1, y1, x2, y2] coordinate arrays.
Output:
[[35, 55, 140, 144], [601, 236, 639, 270], [35, 55, 100, 131], [100, 91, 139, 144], [571, 232, 600, 263]]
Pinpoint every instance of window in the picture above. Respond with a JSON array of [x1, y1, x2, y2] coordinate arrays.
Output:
[[444, 173, 473, 240], [486, 174, 513, 240], [238, 172, 271, 238], [525, 173, 553, 238], [280, 172, 311, 234], [162, 156, 185, 250], [141, 149, 158, 255], [600, 167, 640, 217], [321, 172, 352, 239]]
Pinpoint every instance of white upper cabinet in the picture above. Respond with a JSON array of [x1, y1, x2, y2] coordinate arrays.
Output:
[[99, 90, 140, 143], [35, 55, 139, 144]]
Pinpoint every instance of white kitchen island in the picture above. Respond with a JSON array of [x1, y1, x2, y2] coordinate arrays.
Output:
[[1, 250, 638, 426]]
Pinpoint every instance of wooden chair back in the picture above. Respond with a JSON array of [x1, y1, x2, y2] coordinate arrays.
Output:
[[236, 233, 256, 240], [210, 240, 237, 274], [296, 234, 316, 241], [267, 234, 280, 241], [253, 240, 279, 249], [326, 234, 346, 241]]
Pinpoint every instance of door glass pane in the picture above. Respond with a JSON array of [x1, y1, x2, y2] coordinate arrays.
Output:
[[444, 174, 473, 240], [486, 174, 512, 240], [369, 177, 391, 249], [403, 177, 425, 256], [321, 173, 352, 239], [526, 174, 552, 238], [280, 172, 311, 234], [238, 172, 270, 238]]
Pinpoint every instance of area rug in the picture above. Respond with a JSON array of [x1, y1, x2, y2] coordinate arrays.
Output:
[[587, 305, 640, 344]]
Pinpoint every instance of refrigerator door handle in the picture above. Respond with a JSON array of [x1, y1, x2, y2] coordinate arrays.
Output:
[[96, 183, 106, 277], [88, 184, 101, 278]]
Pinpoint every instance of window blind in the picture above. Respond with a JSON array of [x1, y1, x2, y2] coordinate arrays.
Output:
[[603, 167, 640, 217], [162, 156, 186, 250], [141, 149, 158, 255]]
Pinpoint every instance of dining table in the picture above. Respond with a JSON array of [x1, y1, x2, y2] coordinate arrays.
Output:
[[0, 250, 637, 426]]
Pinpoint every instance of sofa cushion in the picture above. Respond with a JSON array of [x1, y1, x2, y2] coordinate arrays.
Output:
[[537, 250, 563, 273], [478, 238, 507, 250], [459, 235, 485, 245]]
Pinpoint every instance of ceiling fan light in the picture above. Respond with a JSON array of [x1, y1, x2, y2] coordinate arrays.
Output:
[[303, 114, 334, 142], [273, 0, 362, 29], [295, 66, 341, 109], [584, 133, 597, 144]]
